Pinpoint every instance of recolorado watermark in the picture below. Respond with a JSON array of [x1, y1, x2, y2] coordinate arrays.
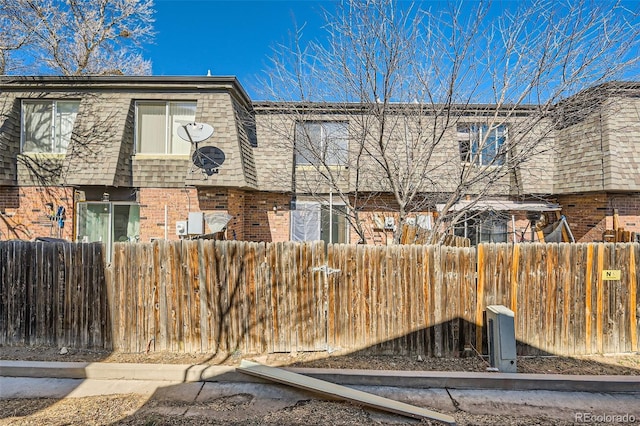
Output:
[[575, 412, 636, 423]]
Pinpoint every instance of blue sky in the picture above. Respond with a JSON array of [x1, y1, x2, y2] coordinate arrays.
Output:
[[149, 0, 332, 98], [147, 1, 640, 102]]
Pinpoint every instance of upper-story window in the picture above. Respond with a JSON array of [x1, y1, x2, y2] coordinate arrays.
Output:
[[294, 121, 348, 166], [458, 124, 507, 166], [21, 100, 79, 154], [135, 101, 196, 155]]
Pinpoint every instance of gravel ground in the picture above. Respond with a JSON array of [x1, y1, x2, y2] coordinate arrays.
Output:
[[1, 346, 638, 425], [2, 346, 640, 375], [0, 393, 578, 426]]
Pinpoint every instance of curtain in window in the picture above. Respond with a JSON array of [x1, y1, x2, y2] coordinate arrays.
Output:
[[291, 202, 321, 241], [112, 204, 140, 242], [169, 102, 197, 154], [479, 217, 507, 243], [485, 126, 506, 165], [295, 122, 321, 165], [320, 204, 347, 244], [126, 205, 140, 240], [295, 122, 348, 166], [76, 202, 111, 244], [470, 125, 481, 161], [54, 101, 79, 153], [136, 103, 166, 153], [22, 101, 52, 153], [323, 122, 348, 165]]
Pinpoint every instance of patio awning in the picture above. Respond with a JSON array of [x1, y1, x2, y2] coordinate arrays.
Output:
[[435, 200, 561, 212]]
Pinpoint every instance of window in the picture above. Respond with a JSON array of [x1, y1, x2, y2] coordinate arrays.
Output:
[[291, 201, 348, 244], [458, 124, 507, 166], [21, 100, 79, 153], [454, 212, 507, 245], [135, 101, 196, 154], [295, 121, 348, 166], [76, 202, 140, 261]]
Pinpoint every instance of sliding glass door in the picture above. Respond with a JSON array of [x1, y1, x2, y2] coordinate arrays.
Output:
[[76, 202, 140, 260]]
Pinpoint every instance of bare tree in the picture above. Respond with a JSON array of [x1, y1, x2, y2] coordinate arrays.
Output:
[[259, 0, 640, 244], [0, 0, 154, 76], [0, 0, 155, 238]]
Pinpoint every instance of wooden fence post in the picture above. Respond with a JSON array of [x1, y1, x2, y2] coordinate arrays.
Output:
[[475, 244, 485, 352], [596, 243, 605, 353], [629, 246, 638, 351]]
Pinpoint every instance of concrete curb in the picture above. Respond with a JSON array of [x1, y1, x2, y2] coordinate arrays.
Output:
[[0, 361, 237, 382], [1, 360, 639, 393]]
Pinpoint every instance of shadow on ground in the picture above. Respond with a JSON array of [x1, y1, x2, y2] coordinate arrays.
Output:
[[1, 322, 639, 425]]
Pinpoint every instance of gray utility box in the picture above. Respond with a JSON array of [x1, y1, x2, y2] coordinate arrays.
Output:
[[486, 305, 517, 373], [187, 212, 204, 235]]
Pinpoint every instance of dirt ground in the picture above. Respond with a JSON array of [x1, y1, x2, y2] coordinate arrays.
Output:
[[1, 346, 639, 425], [0, 393, 583, 426], [1, 345, 640, 375]]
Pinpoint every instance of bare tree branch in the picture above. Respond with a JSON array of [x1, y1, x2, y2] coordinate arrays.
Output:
[[259, 0, 640, 244], [0, 0, 154, 76]]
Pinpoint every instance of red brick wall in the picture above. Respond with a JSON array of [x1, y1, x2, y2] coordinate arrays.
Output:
[[138, 187, 198, 241], [227, 189, 245, 240], [244, 192, 291, 242], [608, 194, 640, 235], [557, 192, 640, 242], [138, 188, 291, 243], [0, 186, 74, 240], [197, 189, 228, 210], [7, 185, 638, 245]]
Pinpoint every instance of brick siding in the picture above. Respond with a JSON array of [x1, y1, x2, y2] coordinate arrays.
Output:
[[9, 183, 637, 245], [0, 186, 74, 240], [138, 187, 198, 241], [139, 188, 291, 243], [558, 192, 640, 242]]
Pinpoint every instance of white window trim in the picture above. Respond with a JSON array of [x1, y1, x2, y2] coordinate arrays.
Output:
[[458, 124, 508, 166], [290, 199, 349, 244], [75, 201, 141, 261], [294, 121, 349, 167], [20, 99, 79, 154], [134, 100, 196, 155]]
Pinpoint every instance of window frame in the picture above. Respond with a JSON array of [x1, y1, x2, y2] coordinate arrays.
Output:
[[454, 211, 508, 245], [20, 99, 80, 154], [294, 121, 349, 167], [457, 124, 507, 166], [290, 200, 349, 244], [75, 201, 140, 261], [134, 100, 197, 155]]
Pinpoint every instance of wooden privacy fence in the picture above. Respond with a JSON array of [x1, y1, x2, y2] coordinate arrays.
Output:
[[477, 243, 639, 355], [106, 241, 478, 356], [1, 240, 639, 357], [0, 241, 109, 349], [107, 240, 327, 354]]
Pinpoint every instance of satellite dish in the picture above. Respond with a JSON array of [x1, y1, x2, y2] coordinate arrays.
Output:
[[192, 146, 225, 176], [177, 122, 214, 143]]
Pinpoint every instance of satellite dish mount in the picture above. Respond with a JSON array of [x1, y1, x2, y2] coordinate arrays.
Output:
[[177, 122, 225, 178]]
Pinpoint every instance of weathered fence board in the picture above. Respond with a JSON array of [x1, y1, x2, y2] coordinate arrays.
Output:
[[0, 241, 108, 349], [105, 240, 329, 355], [2, 240, 639, 357]]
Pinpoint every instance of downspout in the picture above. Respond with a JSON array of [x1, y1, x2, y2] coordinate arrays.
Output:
[[599, 111, 606, 191], [329, 190, 333, 244]]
